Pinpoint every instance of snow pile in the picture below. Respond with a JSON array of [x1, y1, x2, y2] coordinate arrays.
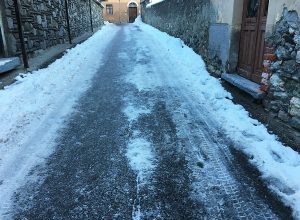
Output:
[[123, 103, 156, 220], [124, 104, 150, 122], [123, 103, 156, 178], [0, 24, 120, 217], [134, 18, 300, 218], [126, 137, 156, 174], [146, 0, 165, 8]]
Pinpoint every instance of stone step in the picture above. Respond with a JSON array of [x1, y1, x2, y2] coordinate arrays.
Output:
[[221, 73, 266, 99], [0, 57, 21, 74]]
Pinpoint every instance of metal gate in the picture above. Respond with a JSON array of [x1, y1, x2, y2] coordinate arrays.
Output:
[[237, 0, 269, 83]]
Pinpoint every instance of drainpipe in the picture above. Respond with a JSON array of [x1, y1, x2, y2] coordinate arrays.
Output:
[[13, 0, 29, 69], [89, 0, 94, 32], [64, 0, 72, 44], [118, 0, 121, 23]]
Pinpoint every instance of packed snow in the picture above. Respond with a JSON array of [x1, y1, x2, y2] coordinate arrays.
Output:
[[123, 104, 151, 123], [132, 17, 300, 218], [0, 24, 120, 218], [124, 103, 157, 220], [0, 14, 299, 219], [126, 137, 156, 176]]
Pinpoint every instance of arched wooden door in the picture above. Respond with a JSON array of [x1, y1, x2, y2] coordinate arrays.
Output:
[[237, 0, 269, 83], [128, 3, 137, 23]]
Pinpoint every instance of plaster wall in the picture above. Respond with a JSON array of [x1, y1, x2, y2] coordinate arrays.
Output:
[[102, 0, 140, 23], [266, 0, 300, 35]]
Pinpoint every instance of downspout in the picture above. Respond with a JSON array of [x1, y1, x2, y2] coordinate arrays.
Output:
[[64, 0, 72, 44], [89, 0, 94, 32], [119, 0, 121, 23], [13, 0, 29, 69]]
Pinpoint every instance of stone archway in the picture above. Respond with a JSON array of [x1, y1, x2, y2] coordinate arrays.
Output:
[[127, 2, 138, 23]]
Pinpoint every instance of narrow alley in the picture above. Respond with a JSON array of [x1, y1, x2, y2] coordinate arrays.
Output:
[[0, 21, 298, 219]]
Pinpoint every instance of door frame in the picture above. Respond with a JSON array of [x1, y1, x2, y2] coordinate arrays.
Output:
[[237, 0, 269, 83], [0, 5, 7, 57], [127, 1, 138, 23]]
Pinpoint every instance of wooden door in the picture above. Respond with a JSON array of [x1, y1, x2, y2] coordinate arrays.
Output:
[[237, 0, 269, 83], [128, 7, 137, 23]]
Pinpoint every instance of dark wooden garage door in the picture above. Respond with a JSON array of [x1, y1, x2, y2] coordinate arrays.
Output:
[[237, 0, 269, 83], [128, 7, 137, 23]]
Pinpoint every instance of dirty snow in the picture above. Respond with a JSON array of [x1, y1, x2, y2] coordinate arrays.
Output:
[[124, 104, 151, 122], [0, 14, 299, 219], [0, 23, 120, 218], [123, 103, 156, 181], [133, 17, 300, 219], [126, 137, 156, 176], [123, 103, 156, 220]]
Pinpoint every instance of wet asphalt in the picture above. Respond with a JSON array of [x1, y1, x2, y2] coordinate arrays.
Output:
[[11, 25, 293, 220]]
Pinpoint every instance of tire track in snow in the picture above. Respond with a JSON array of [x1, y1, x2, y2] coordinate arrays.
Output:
[[124, 25, 207, 218], [125, 23, 290, 219]]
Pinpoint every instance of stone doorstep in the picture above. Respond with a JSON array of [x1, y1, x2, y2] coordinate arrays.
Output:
[[0, 57, 21, 74], [221, 73, 266, 99]]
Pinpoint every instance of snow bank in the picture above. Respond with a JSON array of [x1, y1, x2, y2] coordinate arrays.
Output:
[[134, 18, 300, 218], [0, 24, 120, 218]]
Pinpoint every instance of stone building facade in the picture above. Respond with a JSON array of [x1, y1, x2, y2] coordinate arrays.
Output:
[[102, 0, 140, 23], [142, 0, 300, 147], [0, 0, 104, 58]]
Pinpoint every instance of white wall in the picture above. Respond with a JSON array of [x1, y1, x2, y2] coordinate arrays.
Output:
[[267, 0, 300, 34]]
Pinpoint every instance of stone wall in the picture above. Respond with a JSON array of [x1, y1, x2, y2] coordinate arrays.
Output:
[[91, 0, 103, 30], [1, 0, 103, 56], [263, 8, 300, 144], [142, 0, 218, 70]]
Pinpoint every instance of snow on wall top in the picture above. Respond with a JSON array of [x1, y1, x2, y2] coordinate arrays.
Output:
[[146, 0, 165, 8]]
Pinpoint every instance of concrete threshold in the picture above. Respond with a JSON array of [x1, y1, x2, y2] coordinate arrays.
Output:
[[0, 57, 21, 74], [221, 73, 265, 99]]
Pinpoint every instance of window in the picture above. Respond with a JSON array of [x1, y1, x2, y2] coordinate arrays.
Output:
[[106, 4, 113, 15], [247, 0, 259, 18]]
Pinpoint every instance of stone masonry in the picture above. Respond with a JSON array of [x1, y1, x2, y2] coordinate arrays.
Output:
[[1, 0, 103, 56], [141, 0, 222, 74], [263, 8, 300, 145]]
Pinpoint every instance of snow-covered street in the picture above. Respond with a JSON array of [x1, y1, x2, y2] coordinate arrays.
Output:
[[0, 20, 300, 219]]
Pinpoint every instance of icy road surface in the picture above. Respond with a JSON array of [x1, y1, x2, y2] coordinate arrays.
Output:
[[1, 20, 300, 219]]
